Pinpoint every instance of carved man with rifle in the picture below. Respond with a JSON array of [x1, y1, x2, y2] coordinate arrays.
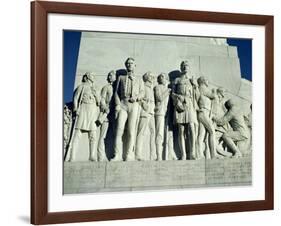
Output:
[[67, 72, 100, 162]]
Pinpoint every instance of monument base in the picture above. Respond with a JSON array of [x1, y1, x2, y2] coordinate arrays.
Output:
[[64, 157, 252, 194]]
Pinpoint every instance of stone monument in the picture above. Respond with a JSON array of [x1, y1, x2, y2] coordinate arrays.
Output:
[[63, 31, 252, 194]]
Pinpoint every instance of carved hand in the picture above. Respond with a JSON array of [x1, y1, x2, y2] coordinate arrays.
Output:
[[115, 104, 121, 112]]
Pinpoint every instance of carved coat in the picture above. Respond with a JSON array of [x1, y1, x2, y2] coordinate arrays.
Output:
[[115, 73, 144, 109], [154, 84, 169, 117], [172, 75, 197, 124], [73, 83, 99, 131], [98, 83, 114, 123], [140, 82, 154, 118]]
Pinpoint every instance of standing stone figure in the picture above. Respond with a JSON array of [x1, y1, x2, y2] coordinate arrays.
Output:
[[135, 72, 156, 160], [154, 73, 171, 160], [196, 76, 219, 159], [111, 57, 144, 161], [172, 60, 198, 160], [212, 87, 227, 119], [63, 105, 72, 150], [96, 70, 116, 161], [67, 72, 100, 162], [213, 99, 249, 158]]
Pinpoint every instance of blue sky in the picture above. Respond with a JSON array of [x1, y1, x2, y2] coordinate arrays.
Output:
[[63, 31, 252, 103]]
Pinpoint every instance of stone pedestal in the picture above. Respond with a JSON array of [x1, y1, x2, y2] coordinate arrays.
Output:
[[64, 157, 252, 194]]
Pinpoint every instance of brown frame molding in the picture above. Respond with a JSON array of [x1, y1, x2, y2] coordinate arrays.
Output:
[[31, 1, 274, 224]]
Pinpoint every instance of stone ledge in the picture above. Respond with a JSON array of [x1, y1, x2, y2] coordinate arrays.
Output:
[[64, 157, 252, 194]]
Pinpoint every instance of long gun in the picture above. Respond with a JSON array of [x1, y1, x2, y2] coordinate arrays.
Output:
[[64, 85, 85, 161]]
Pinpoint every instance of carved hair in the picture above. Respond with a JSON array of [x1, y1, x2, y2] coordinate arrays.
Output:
[[82, 72, 94, 83], [82, 72, 90, 82], [197, 76, 207, 85], [125, 57, 135, 66], [157, 73, 168, 82], [225, 99, 235, 110], [107, 70, 115, 78], [143, 71, 152, 81], [180, 60, 190, 68]]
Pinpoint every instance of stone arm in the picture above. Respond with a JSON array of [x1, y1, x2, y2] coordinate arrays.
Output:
[[73, 85, 84, 113], [90, 86, 100, 106], [200, 86, 216, 99], [100, 86, 109, 112], [193, 86, 200, 102], [214, 110, 234, 126], [114, 76, 121, 107], [171, 80, 185, 103], [137, 79, 145, 101], [154, 86, 170, 103]]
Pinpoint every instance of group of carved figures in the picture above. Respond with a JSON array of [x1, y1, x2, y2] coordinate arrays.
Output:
[[64, 58, 252, 162]]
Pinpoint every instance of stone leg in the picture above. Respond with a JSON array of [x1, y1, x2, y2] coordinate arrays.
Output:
[[155, 115, 165, 161], [112, 109, 128, 161], [89, 130, 98, 161], [97, 121, 109, 161], [197, 122, 206, 159], [167, 128, 178, 160], [187, 123, 196, 160], [178, 124, 187, 160], [221, 131, 244, 158], [124, 103, 139, 161], [198, 112, 218, 159], [135, 117, 148, 161], [149, 116, 156, 161], [68, 129, 82, 162]]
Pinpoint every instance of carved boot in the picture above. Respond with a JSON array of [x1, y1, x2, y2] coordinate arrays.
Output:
[[156, 144, 162, 161], [89, 140, 97, 161]]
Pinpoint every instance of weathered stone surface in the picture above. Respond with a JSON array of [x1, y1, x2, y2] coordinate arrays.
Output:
[[64, 32, 252, 195], [64, 158, 252, 194], [75, 32, 240, 94], [105, 160, 205, 188], [238, 78, 252, 102], [64, 162, 106, 194], [199, 56, 241, 95], [227, 46, 238, 57], [205, 157, 252, 186]]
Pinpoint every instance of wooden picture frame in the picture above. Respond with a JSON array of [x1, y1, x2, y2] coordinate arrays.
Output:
[[31, 1, 274, 224]]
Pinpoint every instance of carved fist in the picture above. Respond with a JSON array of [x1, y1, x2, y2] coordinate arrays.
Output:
[[115, 105, 121, 112], [178, 95, 185, 103], [129, 98, 136, 103]]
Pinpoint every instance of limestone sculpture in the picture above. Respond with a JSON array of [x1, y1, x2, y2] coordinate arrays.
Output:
[[135, 72, 156, 161], [63, 105, 72, 151], [213, 99, 250, 158], [64, 58, 251, 162], [111, 57, 144, 161], [67, 72, 100, 162], [96, 70, 116, 161], [154, 73, 172, 161], [196, 76, 220, 159], [171, 60, 198, 160]]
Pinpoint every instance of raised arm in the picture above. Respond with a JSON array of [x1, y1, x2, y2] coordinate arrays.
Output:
[[214, 110, 234, 126]]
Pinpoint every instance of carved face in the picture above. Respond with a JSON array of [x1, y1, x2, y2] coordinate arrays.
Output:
[[180, 61, 189, 73], [87, 73, 95, 84], [204, 79, 209, 86], [107, 72, 115, 83], [143, 72, 153, 83], [158, 74, 165, 84], [147, 73, 153, 83], [125, 58, 136, 72]]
